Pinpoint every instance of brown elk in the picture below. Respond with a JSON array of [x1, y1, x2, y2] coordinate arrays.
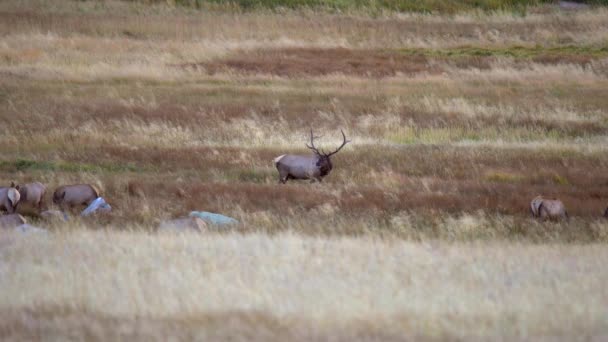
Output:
[[274, 129, 350, 184], [530, 195, 568, 221], [0, 183, 20, 214], [16, 181, 46, 213], [53, 184, 100, 209]]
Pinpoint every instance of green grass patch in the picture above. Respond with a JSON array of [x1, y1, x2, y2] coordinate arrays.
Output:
[[0, 159, 140, 173], [485, 172, 524, 183], [552, 173, 570, 185]]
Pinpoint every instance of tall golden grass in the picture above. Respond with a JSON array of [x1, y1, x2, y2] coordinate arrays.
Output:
[[2, 230, 608, 340]]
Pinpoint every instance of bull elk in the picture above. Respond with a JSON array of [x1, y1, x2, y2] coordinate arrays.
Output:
[[274, 129, 350, 184], [53, 184, 100, 209]]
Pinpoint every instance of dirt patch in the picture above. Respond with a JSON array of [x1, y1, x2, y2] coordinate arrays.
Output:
[[182, 47, 602, 78], [0, 307, 414, 342], [196, 48, 441, 77]]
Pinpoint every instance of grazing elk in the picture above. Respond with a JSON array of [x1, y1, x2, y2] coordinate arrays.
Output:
[[16, 181, 46, 213], [530, 195, 568, 221], [0, 182, 20, 214], [274, 129, 350, 184], [53, 184, 100, 209]]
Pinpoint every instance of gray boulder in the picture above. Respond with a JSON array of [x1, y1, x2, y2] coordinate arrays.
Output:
[[40, 210, 69, 222], [158, 217, 208, 233], [0, 214, 27, 228], [15, 224, 47, 234]]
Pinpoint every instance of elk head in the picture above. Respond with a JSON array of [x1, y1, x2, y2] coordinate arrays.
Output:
[[306, 129, 351, 177]]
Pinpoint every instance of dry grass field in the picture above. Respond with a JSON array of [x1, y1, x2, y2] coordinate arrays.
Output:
[[2, 231, 608, 340], [1, 0, 608, 340]]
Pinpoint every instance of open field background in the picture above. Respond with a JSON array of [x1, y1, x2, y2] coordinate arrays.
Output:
[[1, 0, 608, 340], [2, 0, 608, 239]]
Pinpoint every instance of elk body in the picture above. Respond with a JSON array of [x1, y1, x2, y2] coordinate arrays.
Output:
[[530, 195, 568, 221], [16, 181, 46, 213], [53, 184, 99, 209], [274, 130, 350, 184], [0, 183, 20, 214]]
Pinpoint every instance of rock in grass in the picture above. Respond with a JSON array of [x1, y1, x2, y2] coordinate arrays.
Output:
[[158, 217, 208, 233], [189, 211, 238, 226], [0, 214, 27, 228], [15, 224, 47, 234], [0, 215, 46, 234], [41, 210, 69, 222], [81, 197, 111, 217], [559, 1, 589, 11]]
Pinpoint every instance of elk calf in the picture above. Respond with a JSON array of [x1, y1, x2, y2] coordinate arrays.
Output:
[[530, 195, 568, 221], [16, 181, 46, 213], [53, 184, 100, 209], [274, 129, 350, 184]]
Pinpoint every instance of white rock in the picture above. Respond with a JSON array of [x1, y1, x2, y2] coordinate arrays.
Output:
[[158, 217, 208, 233]]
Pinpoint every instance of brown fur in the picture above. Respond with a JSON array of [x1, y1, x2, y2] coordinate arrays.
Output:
[[531, 196, 568, 221], [53, 184, 100, 209], [127, 180, 145, 198], [0, 184, 21, 214], [16, 181, 46, 213]]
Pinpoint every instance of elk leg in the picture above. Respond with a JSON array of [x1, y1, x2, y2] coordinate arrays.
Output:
[[278, 170, 289, 184]]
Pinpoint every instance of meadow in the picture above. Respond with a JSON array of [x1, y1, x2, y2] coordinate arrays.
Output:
[[1, 0, 608, 339]]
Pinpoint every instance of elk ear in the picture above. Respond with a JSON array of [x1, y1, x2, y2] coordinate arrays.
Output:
[[10, 181, 15, 187], [14, 185, 19, 191]]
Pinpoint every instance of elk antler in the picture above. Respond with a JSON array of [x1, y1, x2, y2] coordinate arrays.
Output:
[[306, 129, 322, 155], [325, 129, 351, 157]]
